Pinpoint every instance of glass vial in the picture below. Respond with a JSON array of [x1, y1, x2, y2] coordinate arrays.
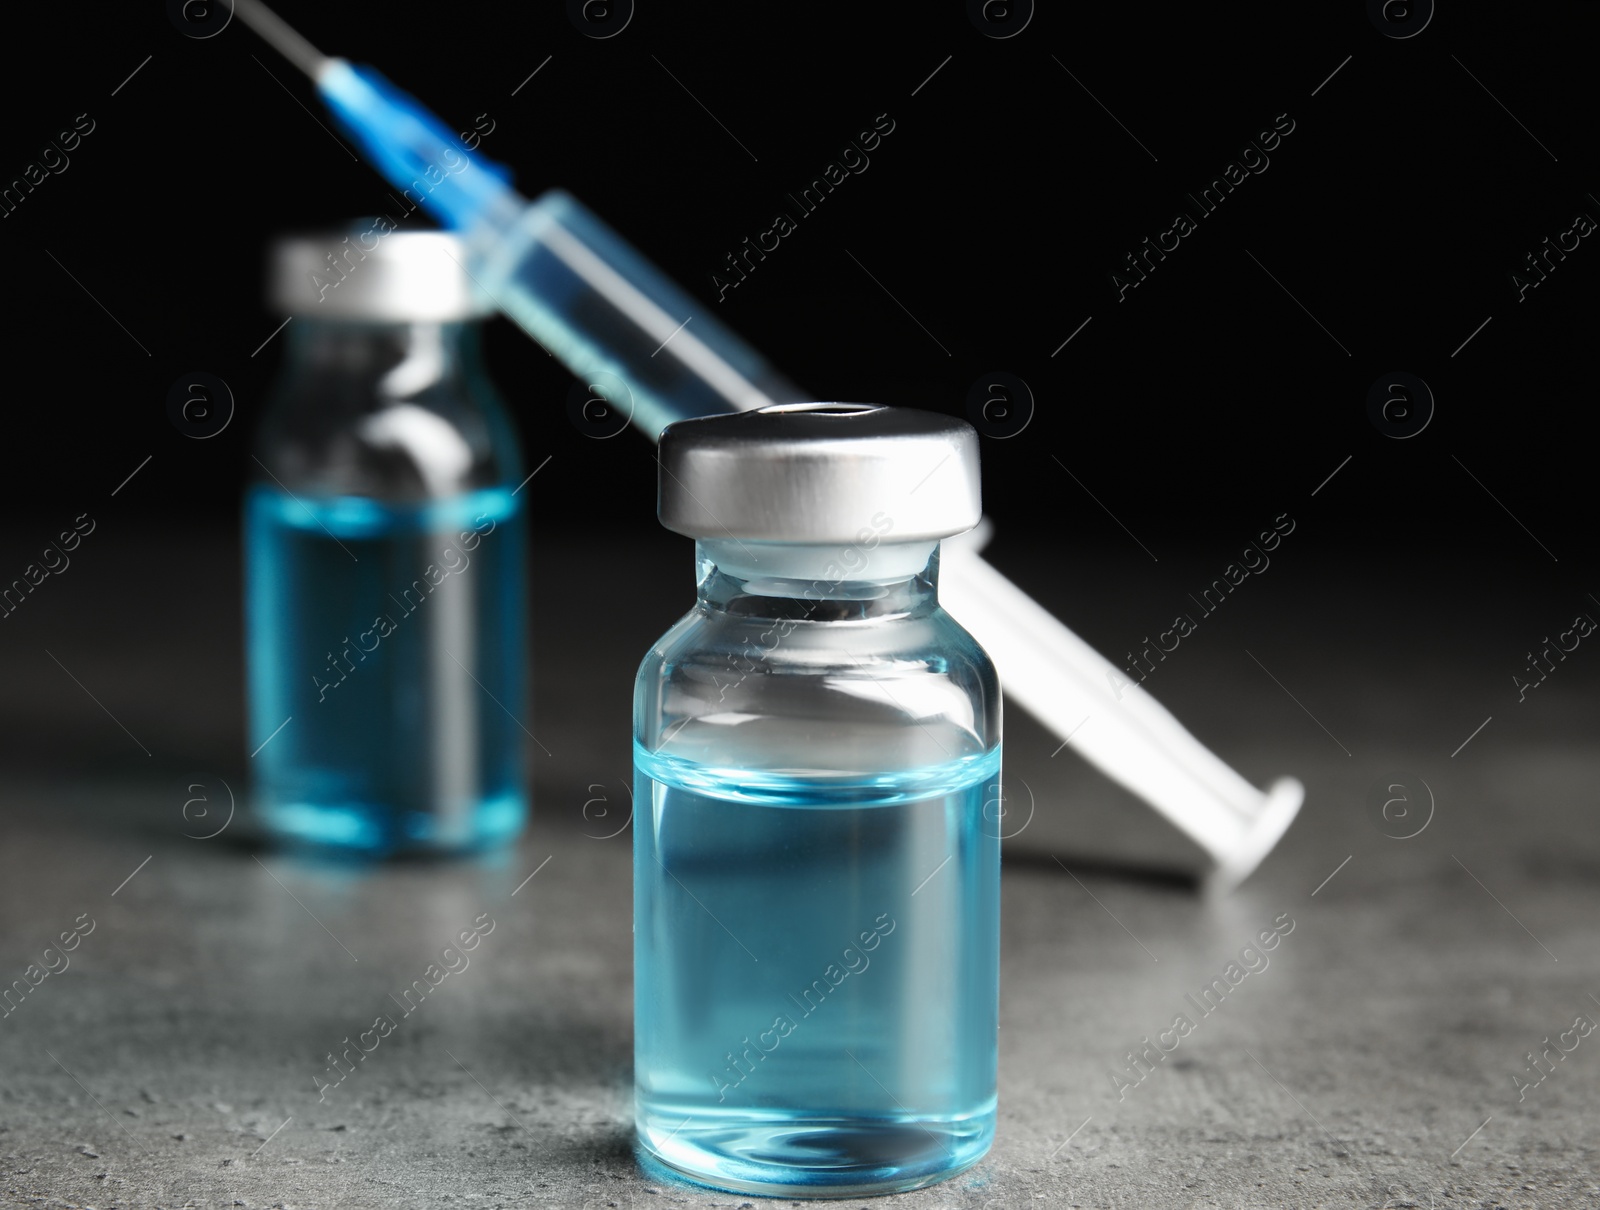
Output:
[[246, 227, 528, 855], [633, 404, 1002, 1196]]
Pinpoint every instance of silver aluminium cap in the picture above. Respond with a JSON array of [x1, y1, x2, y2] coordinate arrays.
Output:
[[658, 403, 982, 543], [269, 225, 492, 321]]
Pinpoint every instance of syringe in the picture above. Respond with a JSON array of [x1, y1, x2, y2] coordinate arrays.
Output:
[[233, 0, 1303, 891], [234, 0, 801, 439]]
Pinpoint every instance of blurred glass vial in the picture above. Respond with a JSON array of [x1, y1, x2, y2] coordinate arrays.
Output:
[[245, 226, 528, 856]]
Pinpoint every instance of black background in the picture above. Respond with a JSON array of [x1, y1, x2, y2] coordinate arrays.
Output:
[[0, 1, 1594, 796], [1, 2, 1593, 547]]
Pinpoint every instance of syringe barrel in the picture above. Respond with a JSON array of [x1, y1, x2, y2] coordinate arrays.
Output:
[[315, 62, 797, 436], [467, 191, 805, 440]]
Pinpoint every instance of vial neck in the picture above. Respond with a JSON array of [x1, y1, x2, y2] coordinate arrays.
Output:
[[284, 319, 481, 395], [695, 539, 941, 621]]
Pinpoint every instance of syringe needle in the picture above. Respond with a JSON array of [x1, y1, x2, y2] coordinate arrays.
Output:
[[232, 0, 331, 79]]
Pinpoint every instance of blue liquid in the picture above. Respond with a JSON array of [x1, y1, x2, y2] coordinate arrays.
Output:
[[245, 485, 527, 855], [633, 744, 1001, 1197]]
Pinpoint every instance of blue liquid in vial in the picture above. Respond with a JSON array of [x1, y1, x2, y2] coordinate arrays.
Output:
[[633, 744, 1001, 1197], [245, 485, 527, 854]]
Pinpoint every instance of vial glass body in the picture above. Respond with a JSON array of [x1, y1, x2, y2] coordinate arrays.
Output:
[[245, 318, 527, 855], [633, 539, 1002, 1196]]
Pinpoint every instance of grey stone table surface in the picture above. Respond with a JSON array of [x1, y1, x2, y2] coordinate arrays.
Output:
[[1, 526, 1597, 1209]]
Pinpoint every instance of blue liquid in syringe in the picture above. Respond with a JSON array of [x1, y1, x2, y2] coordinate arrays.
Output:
[[245, 484, 526, 853]]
